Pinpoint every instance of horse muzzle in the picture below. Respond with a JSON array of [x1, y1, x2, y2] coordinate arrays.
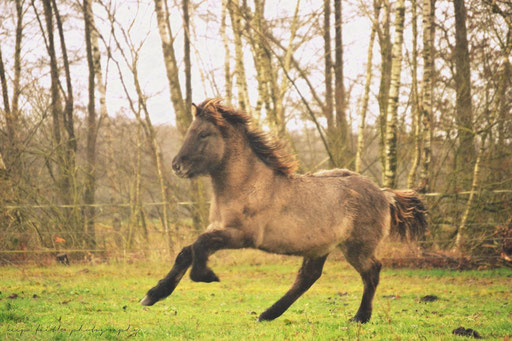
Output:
[[172, 156, 194, 178]]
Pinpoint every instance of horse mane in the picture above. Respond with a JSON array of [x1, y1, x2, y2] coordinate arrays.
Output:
[[195, 98, 298, 177]]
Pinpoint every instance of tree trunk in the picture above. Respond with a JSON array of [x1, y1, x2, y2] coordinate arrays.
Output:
[[128, 123, 143, 247], [334, 0, 349, 168], [377, 0, 392, 178], [228, 0, 251, 113], [220, 0, 233, 104], [0, 151, 6, 171], [11, 0, 23, 120], [495, 36, 511, 182], [248, 0, 297, 152], [1, 0, 24, 171], [324, 0, 337, 167], [83, 0, 97, 247], [0, 46, 12, 137], [153, 0, 208, 231], [453, 0, 475, 190], [418, 0, 435, 193], [407, 0, 421, 189], [454, 134, 486, 251], [248, 0, 270, 122], [153, 0, 189, 134], [383, 0, 405, 188], [183, 0, 192, 112], [355, 1, 379, 173]]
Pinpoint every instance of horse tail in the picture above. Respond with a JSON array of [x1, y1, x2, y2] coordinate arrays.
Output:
[[383, 189, 428, 240]]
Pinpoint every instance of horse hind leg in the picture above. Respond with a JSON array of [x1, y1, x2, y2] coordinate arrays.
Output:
[[343, 247, 382, 323], [259, 255, 327, 322]]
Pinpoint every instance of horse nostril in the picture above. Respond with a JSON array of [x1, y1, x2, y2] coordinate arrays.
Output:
[[172, 157, 181, 172]]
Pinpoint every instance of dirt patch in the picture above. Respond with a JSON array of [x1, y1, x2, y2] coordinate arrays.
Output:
[[420, 295, 439, 302], [452, 327, 482, 339]]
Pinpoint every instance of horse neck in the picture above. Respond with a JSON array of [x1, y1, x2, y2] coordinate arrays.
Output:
[[210, 134, 276, 200]]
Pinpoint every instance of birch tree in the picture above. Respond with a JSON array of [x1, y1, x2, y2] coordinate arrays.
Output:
[[333, 0, 349, 167], [383, 0, 405, 188], [324, 0, 336, 167], [153, 0, 208, 230], [407, 0, 421, 188], [153, 0, 189, 134], [246, 0, 300, 150], [228, 0, 251, 113], [355, 0, 379, 173], [418, 0, 435, 193], [220, 0, 232, 104], [377, 0, 392, 173]]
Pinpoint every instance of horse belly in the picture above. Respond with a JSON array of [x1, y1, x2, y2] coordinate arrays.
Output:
[[257, 213, 352, 258]]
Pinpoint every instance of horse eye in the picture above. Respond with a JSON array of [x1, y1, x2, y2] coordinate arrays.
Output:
[[199, 132, 210, 139]]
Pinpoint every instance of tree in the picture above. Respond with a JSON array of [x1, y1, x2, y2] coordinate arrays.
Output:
[[39, 0, 81, 230], [228, 0, 251, 113], [383, 0, 405, 188], [333, 0, 349, 168], [407, 0, 421, 188], [453, 0, 475, 190], [418, 0, 435, 193], [377, 0, 392, 176], [355, 0, 379, 173], [153, 0, 208, 230], [83, 0, 98, 246], [220, 0, 233, 105], [0, 0, 24, 172]]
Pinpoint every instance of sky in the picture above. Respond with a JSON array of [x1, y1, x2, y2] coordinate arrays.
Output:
[[96, 0, 378, 128], [0, 0, 423, 132]]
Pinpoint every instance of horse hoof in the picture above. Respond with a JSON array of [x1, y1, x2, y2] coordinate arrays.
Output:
[[258, 310, 277, 322], [140, 295, 157, 306], [190, 268, 220, 283], [349, 314, 371, 324]]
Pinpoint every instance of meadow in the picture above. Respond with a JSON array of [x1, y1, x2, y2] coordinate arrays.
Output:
[[0, 251, 511, 340]]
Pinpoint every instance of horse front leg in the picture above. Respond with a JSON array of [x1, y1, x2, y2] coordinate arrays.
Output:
[[189, 228, 249, 283], [141, 245, 193, 306], [258, 255, 327, 322]]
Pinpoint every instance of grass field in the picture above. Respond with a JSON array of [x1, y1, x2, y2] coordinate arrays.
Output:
[[0, 251, 511, 340]]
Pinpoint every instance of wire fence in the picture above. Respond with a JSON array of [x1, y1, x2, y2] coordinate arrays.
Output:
[[1, 190, 510, 266], [2, 188, 511, 210]]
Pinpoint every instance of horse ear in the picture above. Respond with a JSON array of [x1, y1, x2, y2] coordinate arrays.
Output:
[[191, 103, 198, 117]]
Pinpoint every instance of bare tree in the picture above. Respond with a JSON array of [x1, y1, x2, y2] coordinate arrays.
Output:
[[333, 0, 349, 167], [0, 0, 24, 171], [220, 0, 232, 104], [453, 0, 475, 190], [83, 0, 98, 246], [153, 0, 208, 230], [355, 0, 379, 173], [407, 0, 421, 188], [39, 0, 81, 229], [418, 0, 435, 193], [377, 0, 392, 175], [228, 0, 251, 113], [383, 0, 405, 188]]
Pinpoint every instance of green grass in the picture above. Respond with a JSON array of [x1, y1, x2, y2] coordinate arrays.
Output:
[[0, 251, 511, 340]]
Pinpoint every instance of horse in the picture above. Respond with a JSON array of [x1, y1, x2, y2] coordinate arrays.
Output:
[[140, 98, 427, 323]]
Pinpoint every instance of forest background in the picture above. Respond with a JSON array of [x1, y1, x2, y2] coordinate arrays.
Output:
[[0, 0, 510, 267]]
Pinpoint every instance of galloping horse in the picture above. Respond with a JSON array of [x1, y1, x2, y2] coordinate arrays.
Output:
[[141, 98, 427, 323]]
